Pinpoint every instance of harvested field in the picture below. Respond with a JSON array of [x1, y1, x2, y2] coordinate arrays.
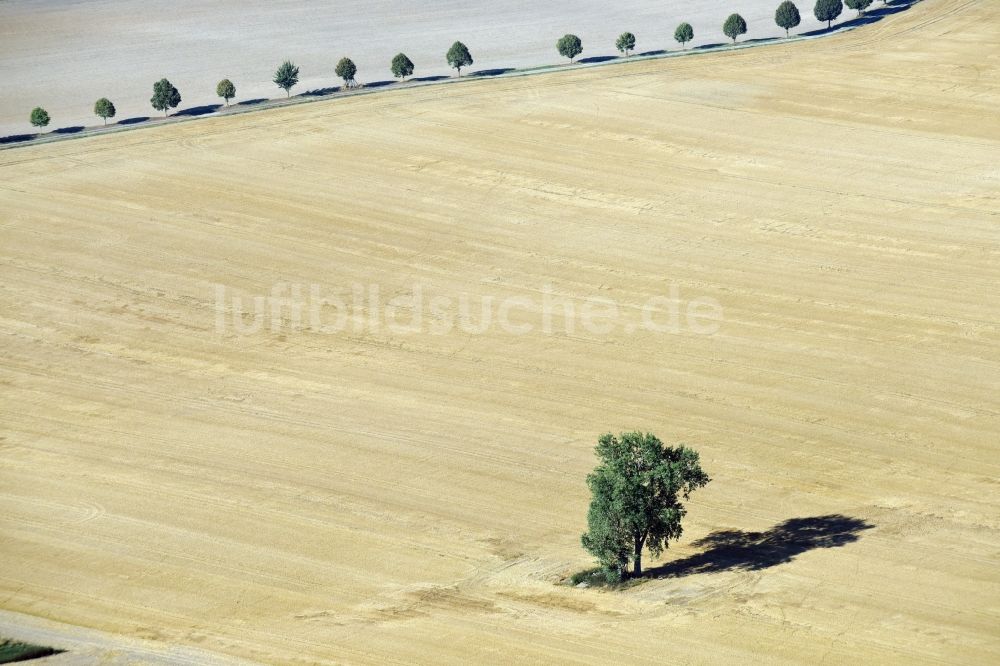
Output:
[[1, 0, 998, 663]]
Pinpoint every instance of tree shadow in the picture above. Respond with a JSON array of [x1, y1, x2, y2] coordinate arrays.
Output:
[[117, 116, 149, 125], [471, 67, 515, 77], [638, 49, 667, 57], [237, 98, 268, 107], [0, 133, 38, 144], [364, 80, 396, 88], [174, 104, 222, 117], [694, 42, 727, 50], [53, 126, 85, 134], [302, 86, 340, 97], [646, 514, 874, 579], [413, 75, 448, 82], [578, 55, 618, 64]]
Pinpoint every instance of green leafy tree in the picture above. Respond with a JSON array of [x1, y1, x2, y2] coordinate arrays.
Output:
[[391, 53, 415, 79], [557, 34, 583, 62], [615, 31, 636, 57], [723, 13, 748, 43], [845, 0, 873, 15], [814, 0, 844, 27], [216, 79, 236, 106], [336, 57, 358, 88], [446, 41, 473, 77], [94, 98, 116, 125], [29, 107, 50, 128], [581, 432, 710, 581], [150, 78, 181, 116], [674, 22, 694, 49], [273, 60, 299, 97], [775, 1, 802, 36]]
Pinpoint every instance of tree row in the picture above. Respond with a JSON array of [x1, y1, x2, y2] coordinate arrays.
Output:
[[25, 0, 878, 130]]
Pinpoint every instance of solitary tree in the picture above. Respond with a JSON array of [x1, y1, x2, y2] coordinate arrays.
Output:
[[723, 13, 748, 43], [150, 78, 181, 116], [30, 107, 50, 128], [216, 79, 236, 106], [557, 34, 583, 62], [273, 60, 299, 97], [446, 41, 473, 76], [775, 1, 802, 36], [845, 0, 873, 15], [616, 31, 636, 57], [336, 57, 358, 88], [581, 432, 710, 581], [674, 22, 694, 49], [391, 53, 415, 79], [814, 0, 844, 28], [94, 98, 116, 125]]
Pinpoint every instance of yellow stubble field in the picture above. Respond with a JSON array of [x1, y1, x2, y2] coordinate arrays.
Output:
[[1, 0, 998, 662]]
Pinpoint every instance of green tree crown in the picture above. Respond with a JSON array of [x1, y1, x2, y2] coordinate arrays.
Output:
[[723, 13, 748, 42], [814, 0, 844, 27], [845, 0, 873, 15], [273, 60, 300, 97], [674, 22, 695, 47], [94, 98, 116, 124], [775, 1, 802, 36], [30, 107, 50, 128], [336, 57, 358, 85], [615, 31, 636, 56], [150, 78, 181, 116], [216, 79, 236, 106], [557, 34, 583, 61], [446, 41, 474, 76], [391, 53, 415, 79], [581, 432, 710, 581]]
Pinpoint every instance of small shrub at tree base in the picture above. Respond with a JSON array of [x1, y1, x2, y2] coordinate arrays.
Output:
[[273, 60, 300, 97], [446, 41, 473, 76], [723, 13, 748, 43], [581, 432, 710, 581], [568, 567, 628, 588], [815, 0, 844, 27], [616, 31, 636, 56], [557, 34, 583, 62], [150, 78, 181, 116], [391, 53, 415, 79], [674, 22, 694, 48], [29, 107, 50, 128], [216, 79, 236, 106], [94, 98, 116, 124], [775, 1, 802, 36]]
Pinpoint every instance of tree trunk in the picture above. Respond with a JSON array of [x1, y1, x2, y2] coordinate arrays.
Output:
[[632, 533, 646, 577]]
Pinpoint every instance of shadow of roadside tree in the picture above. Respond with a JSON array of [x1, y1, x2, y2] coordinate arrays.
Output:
[[647, 514, 874, 578]]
